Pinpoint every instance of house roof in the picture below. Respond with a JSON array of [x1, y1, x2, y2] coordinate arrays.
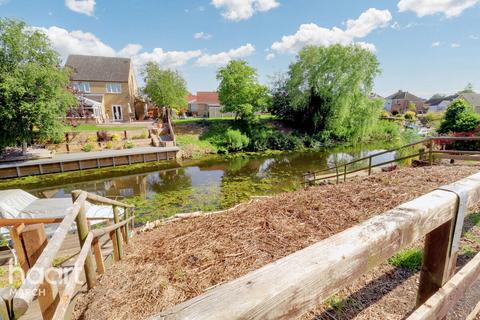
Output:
[[196, 92, 220, 105], [65, 55, 131, 82], [187, 94, 197, 103], [460, 93, 480, 107], [425, 94, 458, 106], [387, 90, 424, 101]]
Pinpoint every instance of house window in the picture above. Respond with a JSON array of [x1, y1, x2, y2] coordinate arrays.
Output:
[[106, 83, 122, 93], [73, 82, 91, 93]]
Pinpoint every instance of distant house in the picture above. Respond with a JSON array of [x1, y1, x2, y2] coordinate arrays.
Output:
[[425, 95, 457, 113], [65, 55, 138, 123], [384, 90, 425, 114], [426, 93, 480, 113], [187, 92, 234, 118]]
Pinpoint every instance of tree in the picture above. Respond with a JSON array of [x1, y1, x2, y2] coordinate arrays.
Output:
[[271, 44, 382, 142], [142, 62, 188, 113], [0, 19, 75, 151], [438, 99, 479, 134], [430, 93, 446, 100], [217, 60, 270, 121], [408, 102, 417, 113]]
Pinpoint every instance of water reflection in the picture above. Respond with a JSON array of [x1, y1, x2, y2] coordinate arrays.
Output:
[[31, 143, 398, 219]]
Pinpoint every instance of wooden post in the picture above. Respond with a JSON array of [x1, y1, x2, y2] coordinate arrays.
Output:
[[21, 224, 59, 320], [417, 220, 457, 307], [110, 231, 120, 262], [335, 166, 339, 185], [124, 207, 130, 245], [368, 156, 373, 176], [428, 140, 434, 166], [113, 206, 123, 260], [92, 238, 105, 274], [9, 224, 29, 273], [72, 192, 96, 290], [419, 148, 425, 161], [343, 164, 347, 182]]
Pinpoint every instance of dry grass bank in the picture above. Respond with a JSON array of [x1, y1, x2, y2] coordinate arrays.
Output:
[[73, 165, 480, 320]]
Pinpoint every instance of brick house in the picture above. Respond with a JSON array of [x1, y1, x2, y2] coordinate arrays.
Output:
[[65, 55, 138, 123], [384, 90, 425, 114]]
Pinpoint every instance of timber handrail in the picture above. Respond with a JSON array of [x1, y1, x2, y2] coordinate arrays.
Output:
[[304, 136, 480, 185], [0, 217, 112, 227], [153, 172, 480, 319], [4, 189, 134, 319]]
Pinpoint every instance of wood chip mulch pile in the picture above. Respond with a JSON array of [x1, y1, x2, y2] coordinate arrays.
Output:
[[73, 165, 480, 320]]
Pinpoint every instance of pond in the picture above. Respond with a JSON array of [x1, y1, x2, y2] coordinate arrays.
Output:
[[28, 143, 399, 224]]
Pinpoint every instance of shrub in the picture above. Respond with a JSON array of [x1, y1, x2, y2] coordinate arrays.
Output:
[[82, 143, 95, 152], [86, 135, 97, 143], [105, 141, 113, 149], [111, 134, 122, 142], [381, 111, 390, 118], [223, 129, 250, 152], [123, 140, 135, 149], [438, 99, 480, 134], [425, 112, 444, 123], [404, 111, 416, 120]]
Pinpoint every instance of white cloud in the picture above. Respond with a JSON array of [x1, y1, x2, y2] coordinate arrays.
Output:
[[65, 0, 96, 16], [118, 44, 143, 57], [266, 53, 275, 60], [38, 26, 116, 58], [451, 42, 461, 48], [470, 34, 479, 40], [271, 8, 391, 54], [38, 26, 201, 69], [194, 32, 212, 40], [134, 49, 202, 69], [432, 41, 441, 47], [196, 43, 255, 66], [211, 0, 280, 21], [398, 0, 480, 18]]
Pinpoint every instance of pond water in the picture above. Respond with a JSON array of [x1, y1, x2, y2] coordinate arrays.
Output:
[[29, 143, 398, 224]]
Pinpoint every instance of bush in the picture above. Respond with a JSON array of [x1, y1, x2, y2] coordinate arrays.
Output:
[[267, 132, 303, 150], [369, 120, 401, 141], [82, 143, 95, 152], [438, 99, 480, 134], [381, 111, 390, 118], [111, 134, 122, 142], [404, 111, 416, 120], [86, 135, 98, 143], [223, 129, 250, 152], [425, 112, 444, 123], [123, 140, 135, 149], [105, 141, 113, 149]]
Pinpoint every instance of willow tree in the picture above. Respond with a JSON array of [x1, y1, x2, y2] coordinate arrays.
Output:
[[0, 19, 75, 151], [271, 44, 382, 142]]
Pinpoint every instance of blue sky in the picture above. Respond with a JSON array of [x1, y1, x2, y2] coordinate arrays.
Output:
[[1, 0, 479, 98]]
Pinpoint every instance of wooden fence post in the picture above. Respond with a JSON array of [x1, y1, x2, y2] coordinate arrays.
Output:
[[113, 206, 123, 260], [9, 224, 29, 273], [428, 140, 434, 166], [368, 156, 373, 176], [124, 207, 130, 245], [21, 224, 59, 320], [92, 238, 105, 274], [72, 191, 97, 290], [343, 164, 347, 182]]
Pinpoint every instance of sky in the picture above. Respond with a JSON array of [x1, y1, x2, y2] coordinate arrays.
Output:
[[1, 0, 479, 98]]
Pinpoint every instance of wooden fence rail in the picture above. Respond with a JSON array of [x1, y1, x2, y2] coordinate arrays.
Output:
[[305, 136, 480, 186], [152, 172, 480, 319], [0, 190, 134, 320]]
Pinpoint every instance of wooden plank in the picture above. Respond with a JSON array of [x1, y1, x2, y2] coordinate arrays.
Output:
[[152, 172, 480, 320], [13, 191, 86, 318], [72, 191, 96, 290], [435, 154, 480, 161], [408, 252, 480, 320], [0, 217, 111, 227], [10, 224, 29, 273], [21, 224, 59, 320], [110, 231, 120, 262], [52, 232, 93, 320], [83, 192, 133, 208], [90, 216, 133, 239]]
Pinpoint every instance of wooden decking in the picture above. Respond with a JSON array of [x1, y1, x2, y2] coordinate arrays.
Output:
[[0, 146, 179, 179]]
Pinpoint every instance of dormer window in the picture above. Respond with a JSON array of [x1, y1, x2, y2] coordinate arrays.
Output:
[[73, 82, 91, 93], [106, 83, 122, 93]]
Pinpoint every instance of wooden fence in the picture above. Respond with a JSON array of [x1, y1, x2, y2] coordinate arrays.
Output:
[[0, 191, 134, 320], [304, 136, 480, 186], [151, 172, 480, 319]]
